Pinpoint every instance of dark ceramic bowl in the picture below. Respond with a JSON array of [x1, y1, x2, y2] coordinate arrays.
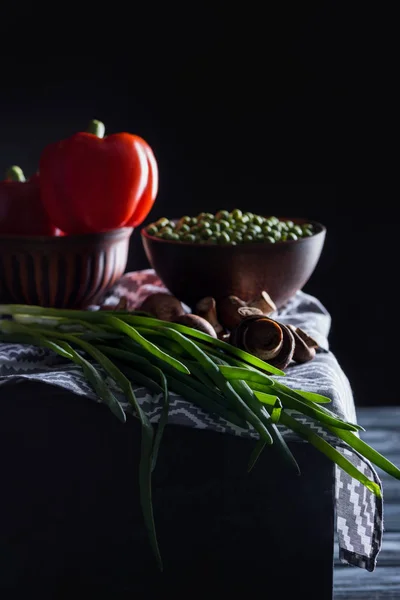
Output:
[[141, 218, 326, 309], [0, 227, 133, 308]]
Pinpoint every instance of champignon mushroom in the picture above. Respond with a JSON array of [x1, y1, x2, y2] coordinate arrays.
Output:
[[217, 295, 247, 330], [173, 313, 217, 338], [241, 317, 284, 361], [237, 306, 264, 319], [230, 315, 296, 369], [139, 293, 185, 322]]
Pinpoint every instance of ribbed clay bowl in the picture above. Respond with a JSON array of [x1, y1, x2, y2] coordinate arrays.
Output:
[[0, 227, 133, 308]]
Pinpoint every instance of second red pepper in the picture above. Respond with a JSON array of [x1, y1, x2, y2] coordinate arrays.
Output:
[[0, 166, 57, 236]]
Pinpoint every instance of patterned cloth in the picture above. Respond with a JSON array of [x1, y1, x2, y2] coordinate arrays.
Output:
[[0, 270, 383, 571]]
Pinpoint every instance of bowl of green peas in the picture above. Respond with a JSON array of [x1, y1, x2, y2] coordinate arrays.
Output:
[[141, 209, 326, 309]]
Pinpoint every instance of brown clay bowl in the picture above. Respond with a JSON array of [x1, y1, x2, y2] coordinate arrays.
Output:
[[141, 218, 326, 309], [0, 227, 133, 308]]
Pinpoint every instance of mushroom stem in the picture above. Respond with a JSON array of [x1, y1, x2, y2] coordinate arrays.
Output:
[[293, 326, 319, 349], [195, 297, 224, 335], [287, 325, 317, 363], [248, 290, 277, 315]]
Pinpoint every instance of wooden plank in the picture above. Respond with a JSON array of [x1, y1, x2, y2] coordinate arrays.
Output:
[[334, 533, 400, 566], [334, 566, 400, 599], [356, 407, 400, 431], [382, 503, 400, 532], [358, 433, 399, 458], [378, 477, 400, 502]]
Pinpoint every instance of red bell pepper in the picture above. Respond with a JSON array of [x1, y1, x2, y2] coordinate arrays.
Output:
[[0, 166, 57, 236], [39, 120, 159, 234]]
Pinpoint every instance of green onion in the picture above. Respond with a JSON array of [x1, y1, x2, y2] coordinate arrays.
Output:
[[280, 412, 382, 498], [58, 341, 127, 424], [326, 426, 400, 481], [2, 303, 400, 567]]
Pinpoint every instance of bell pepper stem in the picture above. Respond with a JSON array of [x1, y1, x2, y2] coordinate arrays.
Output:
[[6, 166, 26, 182], [87, 119, 105, 138]]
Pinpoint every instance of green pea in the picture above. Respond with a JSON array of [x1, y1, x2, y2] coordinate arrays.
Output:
[[244, 212, 254, 221], [302, 223, 313, 231], [206, 236, 218, 244], [197, 212, 209, 220], [182, 234, 196, 243], [190, 225, 200, 234], [204, 212, 214, 220], [190, 217, 198, 226], [177, 223, 190, 234], [303, 228, 314, 237], [159, 226, 173, 235], [210, 222, 221, 232], [219, 220, 230, 231], [178, 215, 191, 225], [230, 209, 243, 220], [287, 232, 298, 241], [285, 220, 295, 229], [235, 224, 247, 233], [146, 225, 158, 235], [243, 234, 253, 243], [281, 233, 288, 241], [249, 224, 262, 234], [255, 234, 265, 242], [253, 215, 264, 226], [293, 225, 303, 236], [278, 222, 288, 231], [262, 225, 272, 234], [156, 217, 170, 228], [201, 228, 213, 239], [198, 220, 211, 230], [218, 231, 231, 244], [215, 210, 230, 220], [272, 230, 282, 241], [265, 236, 276, 244], [232, 231, 243, 243], [269, 216, 279, 225], [161, 231, 176, 240], [240, 214, 250, 224]]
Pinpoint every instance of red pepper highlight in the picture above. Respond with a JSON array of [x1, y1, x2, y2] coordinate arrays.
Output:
[[39, 120, 159, 234], [0, 166, 57, 236]]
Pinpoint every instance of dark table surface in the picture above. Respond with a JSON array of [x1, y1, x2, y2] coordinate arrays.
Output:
[[0, 382, 398, 599], [0, 381, 335, 599]]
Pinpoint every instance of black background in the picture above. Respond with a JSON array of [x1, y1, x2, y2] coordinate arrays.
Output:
[[0, 3, 396, 407]]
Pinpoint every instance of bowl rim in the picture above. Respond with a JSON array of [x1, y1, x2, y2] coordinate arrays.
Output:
[[0, 227, 134, 244], [141, 217, 326, 247]]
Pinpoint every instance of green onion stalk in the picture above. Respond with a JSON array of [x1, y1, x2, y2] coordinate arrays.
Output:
[[0, 304, 399, 569]]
